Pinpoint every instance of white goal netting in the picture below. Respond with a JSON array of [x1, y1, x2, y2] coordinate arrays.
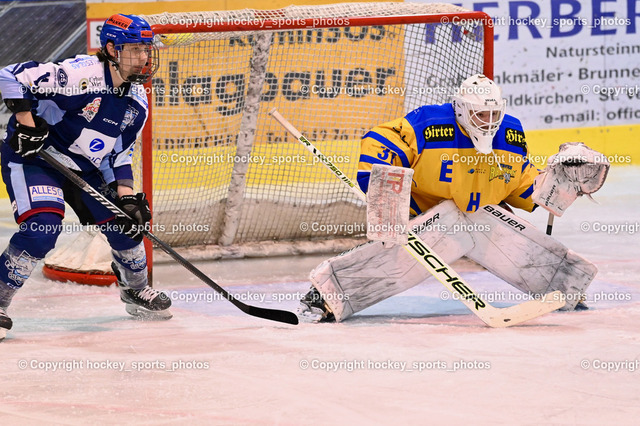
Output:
[[44, 2, 491, 279], [138, 3, 489, 250]]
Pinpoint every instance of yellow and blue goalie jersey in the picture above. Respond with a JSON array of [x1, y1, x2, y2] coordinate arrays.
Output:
[[358, 104, 539, 215]]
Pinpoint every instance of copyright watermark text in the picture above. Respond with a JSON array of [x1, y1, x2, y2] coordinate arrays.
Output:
[[299, 358, 490, 372], [581, 359, 639, 372], [580, 221, 640, 235], [18, 358, 210, 372]]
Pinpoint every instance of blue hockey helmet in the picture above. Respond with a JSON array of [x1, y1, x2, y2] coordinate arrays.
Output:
[[99, 14, 158, 84], [100, 14, 154, 49]]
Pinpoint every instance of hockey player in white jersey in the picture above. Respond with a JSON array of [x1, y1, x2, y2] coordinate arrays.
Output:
[[0, 14, 171, 341]]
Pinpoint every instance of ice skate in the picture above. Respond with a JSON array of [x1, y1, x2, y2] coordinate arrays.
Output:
[[298, 287, 334, 323], [111, 261, 172, 320], [574, 294, 589, 311], [0, 307, 12, 342], [120, 285, 173, 320]]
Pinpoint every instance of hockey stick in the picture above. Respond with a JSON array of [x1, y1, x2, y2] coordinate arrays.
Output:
[[269, 108, 565, 328], [546, 213, 554, 235], [38, 149, 299, 325]]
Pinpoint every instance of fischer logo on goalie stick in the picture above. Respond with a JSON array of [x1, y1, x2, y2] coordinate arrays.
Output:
[[406, 234, 486, 310]]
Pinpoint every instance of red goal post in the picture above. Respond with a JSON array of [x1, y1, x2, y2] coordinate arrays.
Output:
[[43, 2, 494, 284]]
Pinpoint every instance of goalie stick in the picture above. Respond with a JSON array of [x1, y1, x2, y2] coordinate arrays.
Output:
[[38, 149, 299, 326], [546, 213, 555, 236], [268, 108, 565, 328]]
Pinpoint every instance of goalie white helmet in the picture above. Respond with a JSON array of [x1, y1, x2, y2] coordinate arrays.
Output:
[[452, 74, 506, 154]]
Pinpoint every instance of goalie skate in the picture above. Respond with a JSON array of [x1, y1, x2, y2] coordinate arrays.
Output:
[[298, 287, 335, 323], [0, 307, 12, 342]]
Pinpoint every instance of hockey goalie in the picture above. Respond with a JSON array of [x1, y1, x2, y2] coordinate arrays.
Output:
[[298, 74, 609, 323]]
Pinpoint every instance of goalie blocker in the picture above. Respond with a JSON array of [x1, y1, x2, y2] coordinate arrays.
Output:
[[311, 200, 596, 322], [366, 164, 413, 245]]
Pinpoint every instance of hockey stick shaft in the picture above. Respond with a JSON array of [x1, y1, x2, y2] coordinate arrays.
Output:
[[38, 150, 298, 325], [546, 213, 554, 235], [269, 108, 564, 327]]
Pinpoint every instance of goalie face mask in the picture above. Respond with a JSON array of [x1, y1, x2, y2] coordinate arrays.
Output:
[[452, 74, 506, 154]]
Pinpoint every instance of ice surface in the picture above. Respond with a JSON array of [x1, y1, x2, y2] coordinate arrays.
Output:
[[1, 167, 639, 425]]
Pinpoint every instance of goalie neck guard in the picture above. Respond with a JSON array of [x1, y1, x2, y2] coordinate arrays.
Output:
[[452, 74, 506, 154], [99, 14, 158, 84]]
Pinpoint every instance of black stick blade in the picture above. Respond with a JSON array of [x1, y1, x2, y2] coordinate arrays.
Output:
[[245, 306, 299, 325]]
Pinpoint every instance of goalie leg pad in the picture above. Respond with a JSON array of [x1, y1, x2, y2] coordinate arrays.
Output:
[[465, 204, 597, 310], [310, 200, 475, 322]]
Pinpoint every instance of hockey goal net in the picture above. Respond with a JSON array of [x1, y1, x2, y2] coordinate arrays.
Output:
[[43, 2, 492, 282]]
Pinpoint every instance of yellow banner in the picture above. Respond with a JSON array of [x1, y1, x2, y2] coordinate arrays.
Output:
[[151, 25, 406, 147], [147, 23, 407, 193]]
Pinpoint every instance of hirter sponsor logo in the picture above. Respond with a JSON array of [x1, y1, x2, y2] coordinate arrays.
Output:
[[505, 128, 527, 152], [423, 124, 455, 142]]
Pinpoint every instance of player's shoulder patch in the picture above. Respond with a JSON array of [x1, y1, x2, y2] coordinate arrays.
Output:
[[60, 56, 105, 93], [406, 104, 457, 149], [129, 84, 149, 109], [423, 124, 456, 142], [504, 127, 527, 151], [64, 55, 100, 70], [500, 114, 527, 153], [56, 68, 69, 87]]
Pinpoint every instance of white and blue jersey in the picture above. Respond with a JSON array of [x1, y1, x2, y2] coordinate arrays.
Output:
[[0, 55, 148, 223]]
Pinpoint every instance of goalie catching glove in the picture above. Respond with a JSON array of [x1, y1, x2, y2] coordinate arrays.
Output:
[[532, 142, 610, 216], [115, 193, 152, 242], [8, 114, 49, 158]]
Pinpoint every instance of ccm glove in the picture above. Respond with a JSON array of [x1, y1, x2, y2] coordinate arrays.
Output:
[[115, 193, 152, 242], [9, 115, 49, 158]]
